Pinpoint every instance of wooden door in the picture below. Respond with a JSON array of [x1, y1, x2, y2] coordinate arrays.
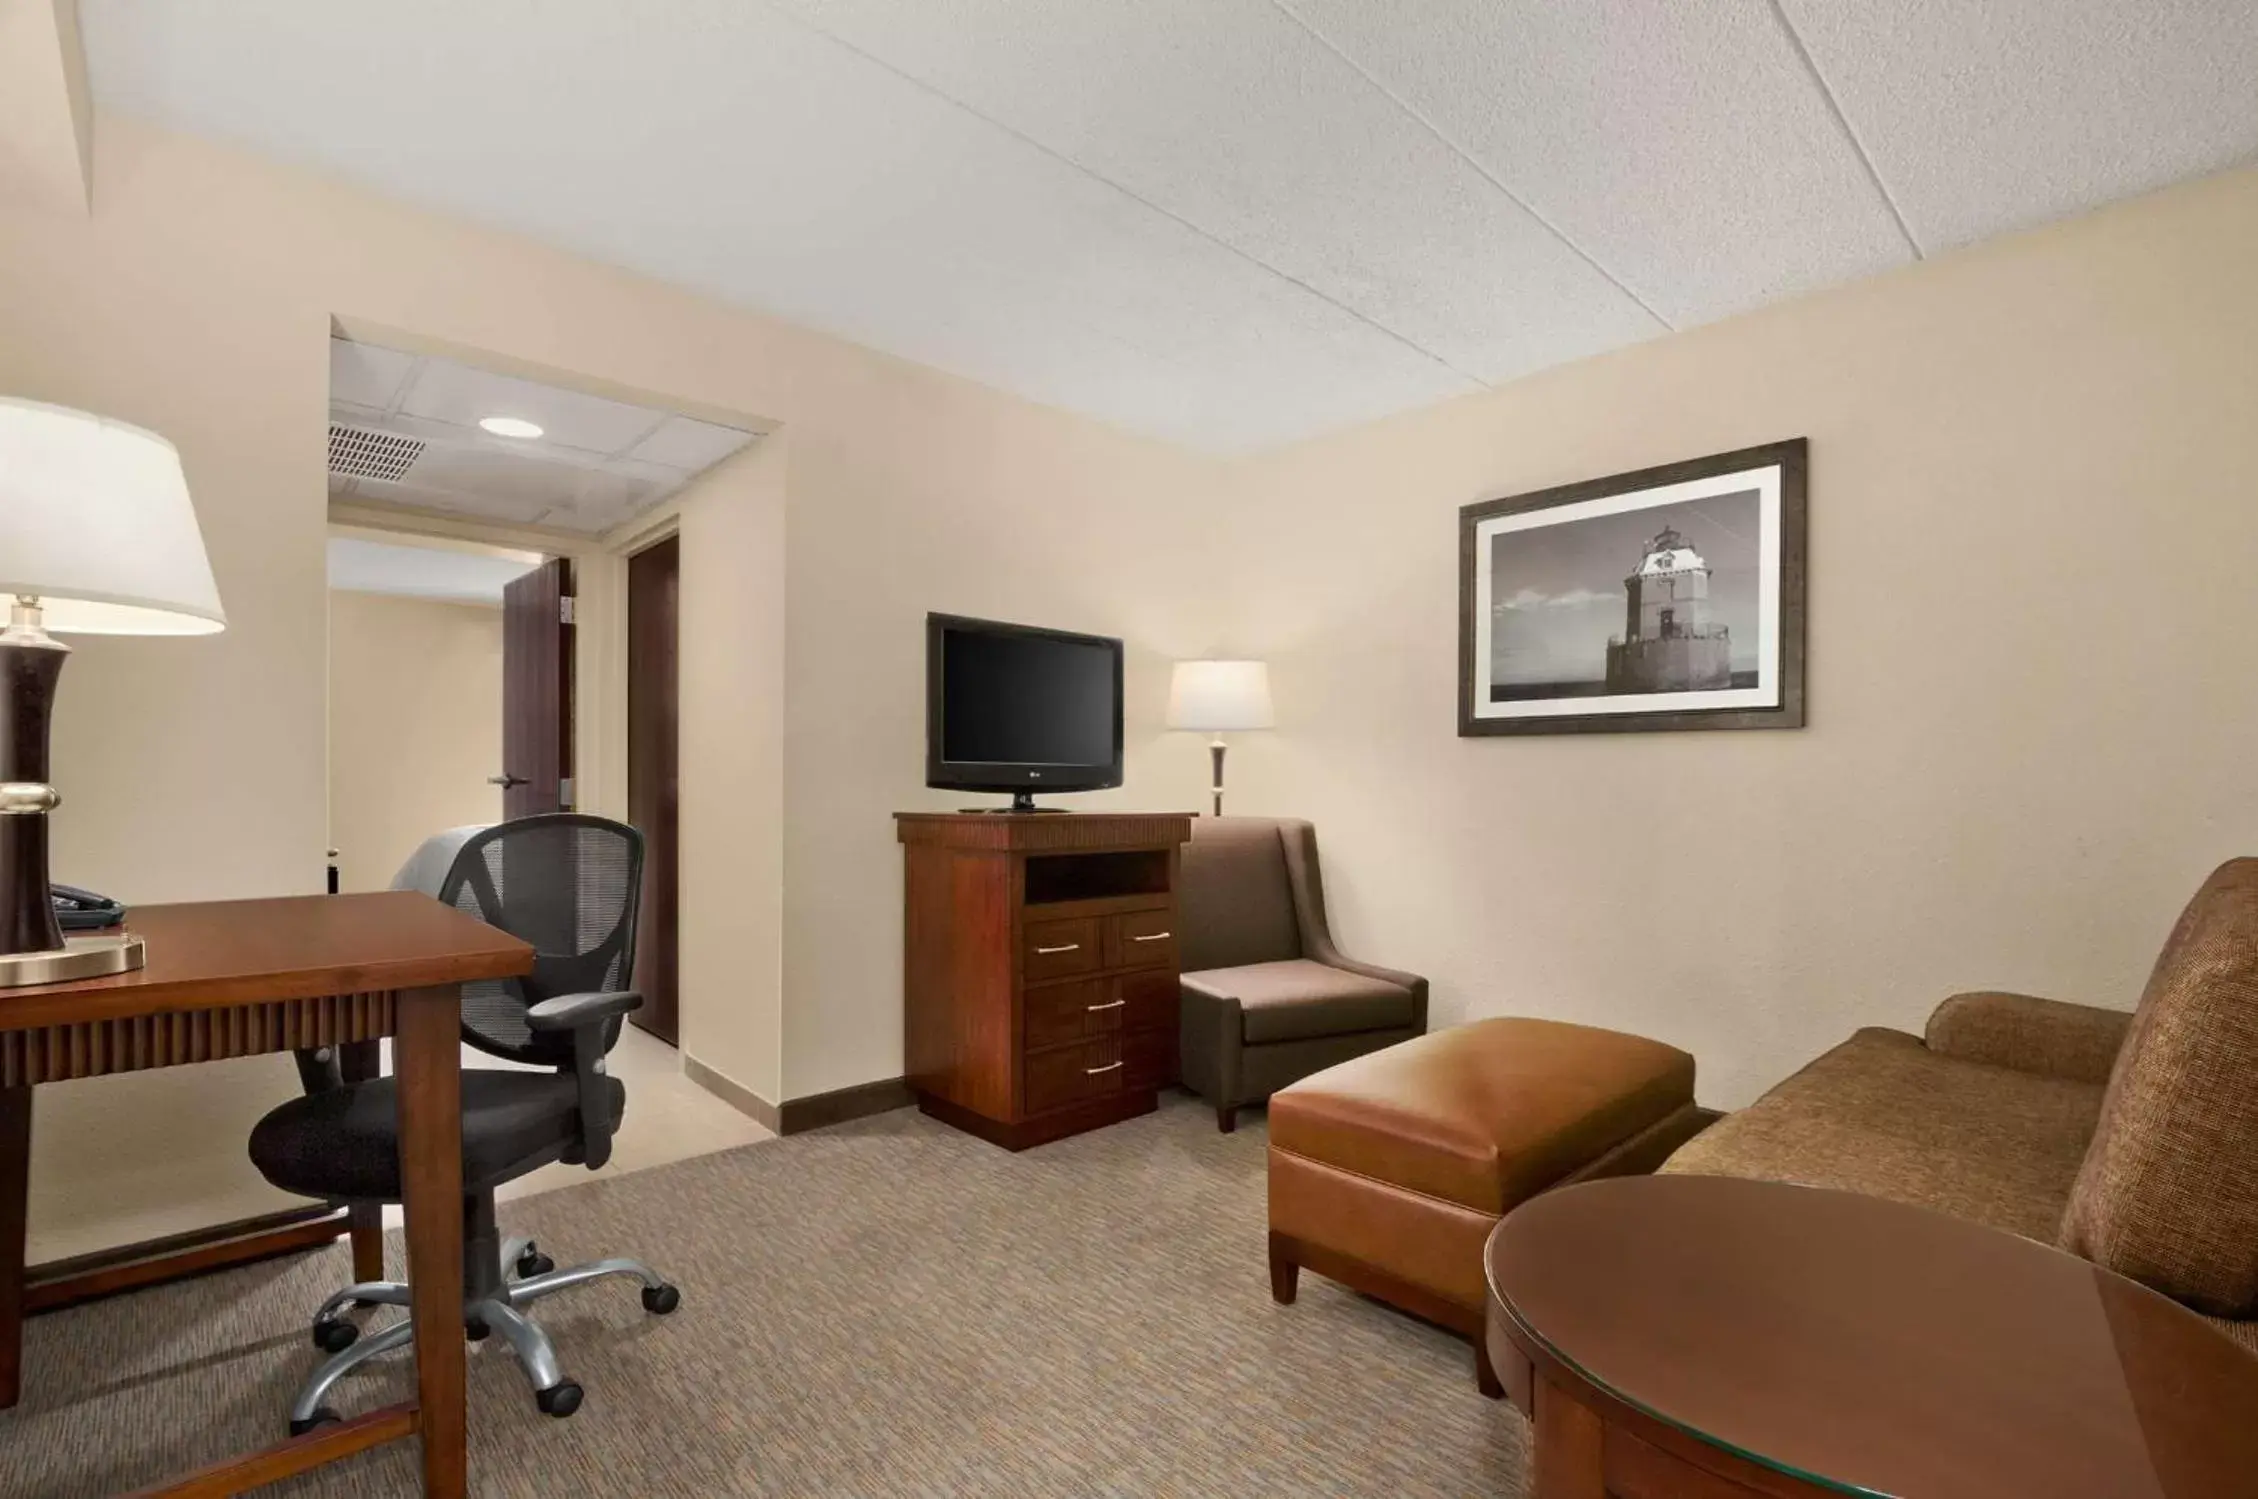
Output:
[[501, 557, 574, 819], [627, 538, 680, 1043]]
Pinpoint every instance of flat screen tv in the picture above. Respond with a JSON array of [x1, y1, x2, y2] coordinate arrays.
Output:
[[927, 612, 1123, 811]]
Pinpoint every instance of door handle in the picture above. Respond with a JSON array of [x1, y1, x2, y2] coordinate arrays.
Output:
[[488, 774, 530, 789]]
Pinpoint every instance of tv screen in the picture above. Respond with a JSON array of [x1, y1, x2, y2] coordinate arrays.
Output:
[[927, 614, 1123, 802]]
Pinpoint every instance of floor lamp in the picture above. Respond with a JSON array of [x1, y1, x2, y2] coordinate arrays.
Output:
[[1167, 660, 1272, 816], [0, 398, 226, 985]]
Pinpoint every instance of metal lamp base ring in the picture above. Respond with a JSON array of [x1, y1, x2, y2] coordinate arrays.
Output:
[[0, 931, 145, 988]]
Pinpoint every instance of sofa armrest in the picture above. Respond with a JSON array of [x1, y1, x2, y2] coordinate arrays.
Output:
[[1923, 991, 2132, 1085]]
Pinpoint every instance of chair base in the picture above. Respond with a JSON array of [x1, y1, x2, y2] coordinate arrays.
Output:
[[289, 1199, 678, 1431]]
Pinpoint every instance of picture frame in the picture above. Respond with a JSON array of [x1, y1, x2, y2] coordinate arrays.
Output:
[[1458, 438, 1806, 736]]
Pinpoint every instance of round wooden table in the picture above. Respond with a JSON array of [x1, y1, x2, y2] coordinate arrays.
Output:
[[1483, 1174, 2258, 1498]]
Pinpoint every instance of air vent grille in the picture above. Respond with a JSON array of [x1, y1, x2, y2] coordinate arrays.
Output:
[[327, 424, 425, 482]]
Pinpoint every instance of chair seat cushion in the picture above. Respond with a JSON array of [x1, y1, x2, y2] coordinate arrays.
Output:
[[1662, 1027, 2104, 1243], [1183, 959, 1416, 1044], [1269, 1017, 1697, 1214], [249, 1069, 626, 1202]]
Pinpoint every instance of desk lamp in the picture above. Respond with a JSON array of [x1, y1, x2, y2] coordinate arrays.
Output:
[[0, 397, 225, 985]]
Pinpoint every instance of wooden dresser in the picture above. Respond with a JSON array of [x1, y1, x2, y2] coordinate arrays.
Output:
[[898, 811, 1194, 1150]]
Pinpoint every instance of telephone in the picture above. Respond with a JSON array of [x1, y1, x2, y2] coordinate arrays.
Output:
[[51, 883, 126, 931]]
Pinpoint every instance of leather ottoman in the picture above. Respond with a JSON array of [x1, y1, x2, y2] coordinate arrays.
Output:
[[1266, 1017, 1711, 1393]]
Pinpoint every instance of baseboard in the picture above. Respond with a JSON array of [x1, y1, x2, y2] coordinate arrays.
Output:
[[681, 1054, 781, 1133], [778, 1076, 915, 1134], [682, 1054, 914, 1136]]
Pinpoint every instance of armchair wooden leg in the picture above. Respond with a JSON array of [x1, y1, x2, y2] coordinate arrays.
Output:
[[1217, 1104, 1237, 1133], [1267, 1231, 1299, 1305]]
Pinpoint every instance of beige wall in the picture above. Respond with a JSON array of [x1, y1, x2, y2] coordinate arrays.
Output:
[[1214, 164, 2258, 1107], [326, 589, 504, 893], [1, 116, 1217, 1256]]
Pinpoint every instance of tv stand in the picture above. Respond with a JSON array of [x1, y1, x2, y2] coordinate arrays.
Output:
[[958, 791, 1062, 814], [897, 811, 1194, 1149]]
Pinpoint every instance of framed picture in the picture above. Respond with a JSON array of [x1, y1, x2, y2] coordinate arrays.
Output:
[[1459, 438, 1806, 736]]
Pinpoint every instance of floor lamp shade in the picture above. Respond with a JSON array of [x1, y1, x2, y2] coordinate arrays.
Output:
[[1168, 661, 1271, 816], [0, 398, 226, 634], [0, 397, 225, 982]]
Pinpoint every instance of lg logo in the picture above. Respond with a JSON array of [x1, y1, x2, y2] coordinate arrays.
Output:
[[1028, 770, 1043, 778]]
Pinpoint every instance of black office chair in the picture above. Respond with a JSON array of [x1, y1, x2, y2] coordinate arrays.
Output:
[[250, 814, 681, 1433]]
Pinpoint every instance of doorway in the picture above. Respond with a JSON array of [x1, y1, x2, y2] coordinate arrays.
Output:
[[627, 536, 680, 1044]]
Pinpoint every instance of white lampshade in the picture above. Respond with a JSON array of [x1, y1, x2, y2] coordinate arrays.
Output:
[[0, 397, 225, 635], [1168, 660, 1273, 732]]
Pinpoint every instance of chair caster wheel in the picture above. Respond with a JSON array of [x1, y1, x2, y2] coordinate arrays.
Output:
[[289, 1407, 341, 1438], [312, 1318, 359, 1354], [641, 1283, 681, 1315], [465, 1317, 490, 1342], [536, 1380, 583, 1418], [515, 1244, 555, 1278]]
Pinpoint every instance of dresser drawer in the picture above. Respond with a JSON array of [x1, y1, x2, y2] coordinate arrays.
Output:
[[1122, 1026, 1175, 1091], [1116, 970, 1178, 1035], [1105, 908, 1177, 970], [1023, 979, 1119, 1052], [1022, 916, 1100, 983], [1023, 1036, 1125, 1115]]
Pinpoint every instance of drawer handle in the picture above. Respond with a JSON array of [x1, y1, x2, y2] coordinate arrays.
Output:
[[1085, 1061, 1124, 1075], [1035, 943, 1081, 955], [1086, 999, 1126, 1012], [1131, 931, 1172, 942]]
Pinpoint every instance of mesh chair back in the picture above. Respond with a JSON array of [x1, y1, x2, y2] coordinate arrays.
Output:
[[438, 814, 644, 1067]]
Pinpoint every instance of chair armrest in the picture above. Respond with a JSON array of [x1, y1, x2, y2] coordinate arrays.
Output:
[[1177, 979, 1244, 1109], [525, 990, 641, 1169], [526, 990, 643, 1032], [1276, 821, 1430, 1033], [1923, 991, 2132, 1084]]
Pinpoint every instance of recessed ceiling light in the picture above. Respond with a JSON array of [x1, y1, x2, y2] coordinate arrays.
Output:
[[479, 416, 544, 439]]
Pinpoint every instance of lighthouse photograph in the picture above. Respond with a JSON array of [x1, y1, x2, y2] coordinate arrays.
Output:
[[1459, 441, 1806, 735]]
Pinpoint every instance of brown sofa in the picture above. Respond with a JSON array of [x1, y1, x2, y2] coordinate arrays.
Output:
[[1177, 818, 1426, 1132], [1666, 857, 2258, 1356]]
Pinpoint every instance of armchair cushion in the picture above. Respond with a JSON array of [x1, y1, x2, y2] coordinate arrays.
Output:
[[2058, 858, 2258, 1319], [1183, 959, 1417, 1044], [1177, 819, 1302, 972], [1923, 991, 2133, 1085]]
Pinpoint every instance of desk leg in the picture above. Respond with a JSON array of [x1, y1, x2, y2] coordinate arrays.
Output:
[[0, 1085, 26, 1411], [339, 1040, 386, 1282], [395, 986, 466, 1499]]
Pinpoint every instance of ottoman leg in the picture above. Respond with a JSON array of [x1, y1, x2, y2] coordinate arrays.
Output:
[[1267, 1231, 1299, 1305]]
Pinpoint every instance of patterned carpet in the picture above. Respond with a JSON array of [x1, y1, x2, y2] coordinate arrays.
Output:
[[2, 1095, 1528, 1496]]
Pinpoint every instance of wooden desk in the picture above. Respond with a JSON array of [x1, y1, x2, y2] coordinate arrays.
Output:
[[0, 892, 533, 1498]]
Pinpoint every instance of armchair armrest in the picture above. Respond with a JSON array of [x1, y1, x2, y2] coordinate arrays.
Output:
[[1277, 821, 1430, 1033], [1924, 991, 2132, 1085], [526, 990, 642, 1168]]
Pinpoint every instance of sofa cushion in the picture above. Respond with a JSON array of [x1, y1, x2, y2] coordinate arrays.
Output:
[[1662, 1028, 2103, 1243], [1183, 959, 1415, 1044], [1269, 1017, 1697, 1214], [2059, 858, 2258, 1319]]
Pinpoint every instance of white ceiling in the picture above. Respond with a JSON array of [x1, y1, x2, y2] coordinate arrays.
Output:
[[81, 1, 2258, 454], [327, 337, 760, 533], [327, 536, 539, 607]]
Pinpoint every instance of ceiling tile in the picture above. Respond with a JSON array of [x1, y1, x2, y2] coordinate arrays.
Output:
[[397, 361, 670, 457], [327, 338, 418, 410], [83, 0, 1478, 451], [772, 0, 1663, 383], [349, 477, 555, 528], [1778, 0, 2258, 251], [1280, 0, 1914, 329], [623, 415, 759, 472]]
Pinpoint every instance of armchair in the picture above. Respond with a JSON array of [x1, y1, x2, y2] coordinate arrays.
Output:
[[1176, 817, 1427, 1131]]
